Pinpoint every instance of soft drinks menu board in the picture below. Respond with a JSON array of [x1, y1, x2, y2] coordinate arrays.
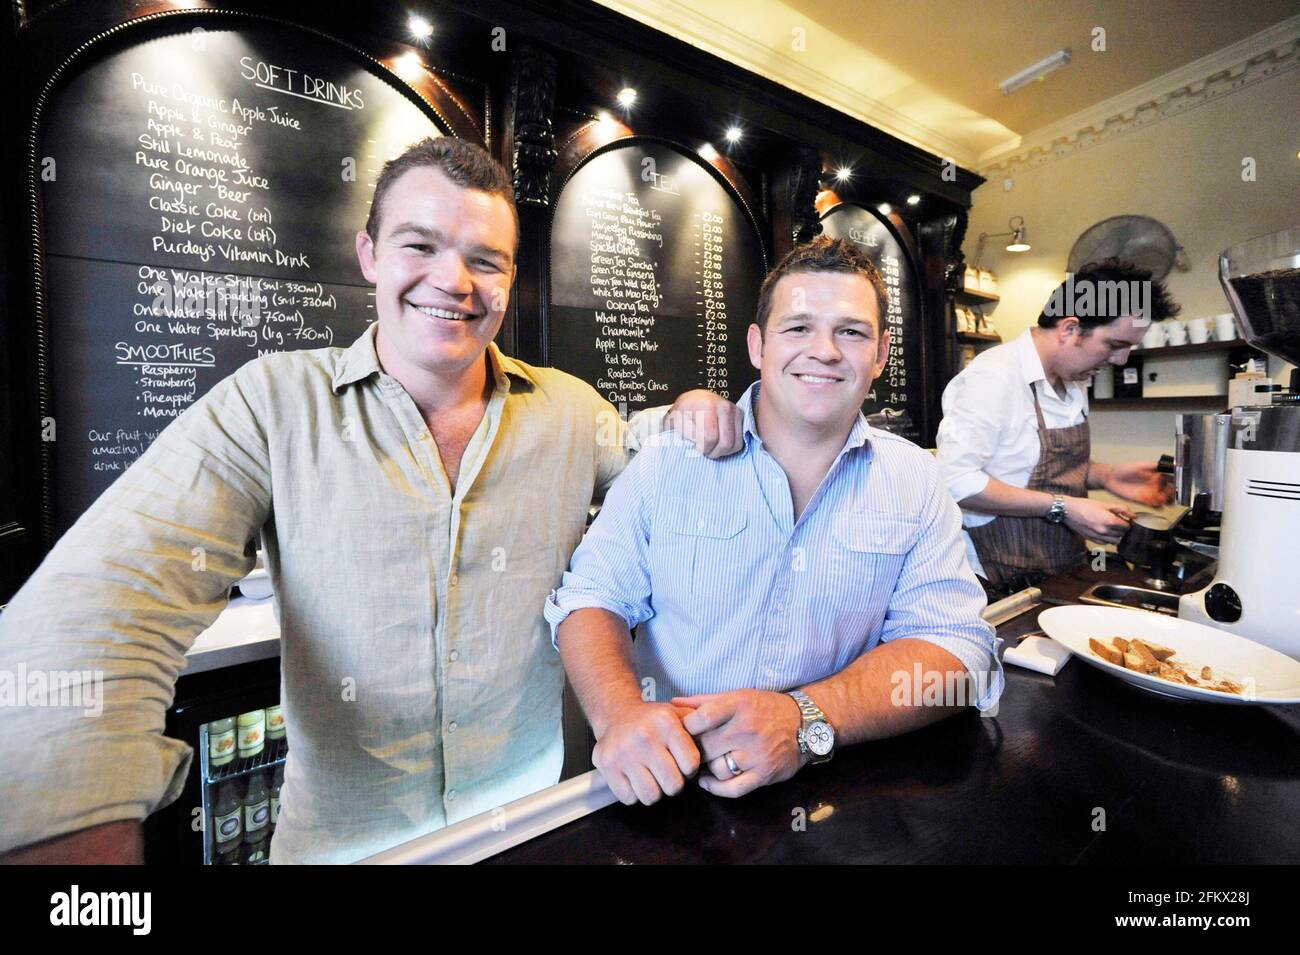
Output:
[[820, 204, 924, 441], [38, 25, 443, 534], [548, 140, 765, 412]]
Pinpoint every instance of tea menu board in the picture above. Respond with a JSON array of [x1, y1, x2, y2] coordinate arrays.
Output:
[[548, 141, 765, 412], [38, 25, 443, 534], [820, 204, 923, 441]]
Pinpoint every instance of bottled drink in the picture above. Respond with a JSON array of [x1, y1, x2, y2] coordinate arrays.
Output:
[[241, 832, 270, 865], [269, 763, 284, 829], [236, 709, 265, 760], [243, 771, 271, 843], [265, 704, 286, 741], [208, 717, 236, 767], [213, 781, 242, 849]]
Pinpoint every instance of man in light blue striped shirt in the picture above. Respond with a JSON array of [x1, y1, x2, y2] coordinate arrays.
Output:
[[546, 237, 1002, 806]]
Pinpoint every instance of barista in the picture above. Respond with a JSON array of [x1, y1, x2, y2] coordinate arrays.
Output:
[[936, 258, 1178, 591]]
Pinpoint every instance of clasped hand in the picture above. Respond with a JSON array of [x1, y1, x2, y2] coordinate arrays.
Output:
[[592, 690, 805, 806]]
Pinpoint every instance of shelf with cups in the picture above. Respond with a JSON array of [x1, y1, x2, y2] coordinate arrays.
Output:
[[1137, 338, 1246, 358], [1090, 395, 1226, 408]]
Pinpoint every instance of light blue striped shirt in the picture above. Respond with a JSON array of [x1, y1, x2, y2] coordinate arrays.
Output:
[[545, 382, 1003, 710]]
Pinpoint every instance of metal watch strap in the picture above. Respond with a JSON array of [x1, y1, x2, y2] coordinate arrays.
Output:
[[789, 689, 825, 724], [788, 689, 833, 763]]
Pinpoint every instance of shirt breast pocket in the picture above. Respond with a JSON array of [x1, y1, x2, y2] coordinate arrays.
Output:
[[659, 497, 747, 597], [829, 511, 919, 613]]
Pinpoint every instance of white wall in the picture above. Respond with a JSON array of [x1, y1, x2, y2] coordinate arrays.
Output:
[[962, 65, 1300, 474]]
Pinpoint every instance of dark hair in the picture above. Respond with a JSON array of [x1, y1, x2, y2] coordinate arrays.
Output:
[[754, 236, 890, 331], [364, 137, 518, 246], [1038, 257, 1180, 330]]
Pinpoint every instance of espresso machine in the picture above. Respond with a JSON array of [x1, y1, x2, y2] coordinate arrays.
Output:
[[1177, 225, 1300, 660]]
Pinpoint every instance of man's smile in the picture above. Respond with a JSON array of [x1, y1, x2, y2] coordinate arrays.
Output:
[[791, 371, 845, 385], [407, 301, 481, 321]]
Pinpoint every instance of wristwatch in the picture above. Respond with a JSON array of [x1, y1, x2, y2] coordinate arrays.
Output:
[[787, 690, 835, 765], [1044, 495, 1068, 524]]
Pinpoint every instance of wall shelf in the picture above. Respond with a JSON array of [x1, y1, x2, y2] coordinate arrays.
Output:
[[957, 331, 1002, 344], [1090, 395, 1226, 409], [1138, 338, 1248, 358], [954, 288, 1000, 304]]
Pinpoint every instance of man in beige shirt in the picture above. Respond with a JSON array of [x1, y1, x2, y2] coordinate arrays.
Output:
[[0, 138, 740, 863]]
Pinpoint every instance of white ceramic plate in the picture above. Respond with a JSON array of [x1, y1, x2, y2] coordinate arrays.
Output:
[[1038, 605, 1300, 705]]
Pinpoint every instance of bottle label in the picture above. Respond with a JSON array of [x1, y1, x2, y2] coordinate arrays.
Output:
[[209, 729, 236, 760], [270, 794, 280, 825], [215, 809, 242, 844], [237, 721, 264, 753], [245, 799, 270, 833]]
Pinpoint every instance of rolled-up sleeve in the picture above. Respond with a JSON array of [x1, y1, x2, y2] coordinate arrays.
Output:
[[545, 440, 662, 646], [880, 461, 1004, 711], [0, 367, 272, 853], [935, 365, 1008, 505]]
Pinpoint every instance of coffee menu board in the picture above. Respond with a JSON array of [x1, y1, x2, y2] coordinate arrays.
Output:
[[548, 140, 765, 412], [820, 204, 923, 441], [38, 25, 444, 534]]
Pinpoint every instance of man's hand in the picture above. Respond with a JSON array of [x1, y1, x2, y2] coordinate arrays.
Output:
[[1104, 460, 1174, 507], [1065, 496, 1135, 543], [592, 702, 701, 806], [0, 819, 143, 865], [672, 689, 803, 798], [665, 390, 744, 459]]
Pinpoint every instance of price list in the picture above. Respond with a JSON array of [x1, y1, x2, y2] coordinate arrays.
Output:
[[549, 141, 764, 413], [820, 204, 924, 440]]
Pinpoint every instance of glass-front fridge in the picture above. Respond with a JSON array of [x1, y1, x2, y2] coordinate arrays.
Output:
[[144, 654, 285, 865]]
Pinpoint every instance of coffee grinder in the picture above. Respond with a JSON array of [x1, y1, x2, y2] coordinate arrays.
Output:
[[1178, 225, 1300, 659]]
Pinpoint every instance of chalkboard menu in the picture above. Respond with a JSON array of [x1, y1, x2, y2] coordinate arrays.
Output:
[[38, 25, 445, 534], [820, 204, 924, 441], [548, 140, 766, 411]]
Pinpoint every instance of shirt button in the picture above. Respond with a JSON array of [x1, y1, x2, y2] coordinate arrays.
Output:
[[449, 650, 460, 662], [775, 602, 784, 613], [447, 789, 457, 801], [697, 519, 706, 530], [448, 721, 458, 732], [450, 574, 460, 587], [416, 430, 429, 441]]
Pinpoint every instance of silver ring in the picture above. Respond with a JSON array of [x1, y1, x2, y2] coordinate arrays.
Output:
[[723, 752, 742, 777]]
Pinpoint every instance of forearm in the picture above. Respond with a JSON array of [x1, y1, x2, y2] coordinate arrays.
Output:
[[799, 639, 973, 746], [1086, 460, 1113, 490], [557, 608, 646, 737], [959, 475, 1055, 517], [0, 820, 143, 865]]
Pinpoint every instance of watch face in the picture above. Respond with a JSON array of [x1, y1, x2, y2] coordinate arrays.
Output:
[[806, 720, 834, 756]]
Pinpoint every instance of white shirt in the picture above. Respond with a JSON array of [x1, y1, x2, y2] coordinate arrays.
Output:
[[936, 329, 1088, 579]]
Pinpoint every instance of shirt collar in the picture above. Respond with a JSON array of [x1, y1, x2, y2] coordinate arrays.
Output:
[[737, 380, 872, 455], [1014, 328, 1051, 387], [1015, 327, 1088, 406], [331, 323, 535, 395]]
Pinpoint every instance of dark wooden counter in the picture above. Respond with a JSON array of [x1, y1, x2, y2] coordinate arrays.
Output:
[[489, 566, 1300, 864]]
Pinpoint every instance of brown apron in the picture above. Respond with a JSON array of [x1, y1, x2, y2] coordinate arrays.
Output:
[[968, 383, 1090, 588]]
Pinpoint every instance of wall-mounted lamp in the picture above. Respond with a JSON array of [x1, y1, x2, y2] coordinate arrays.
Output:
[[972, 216, 1030, 270]]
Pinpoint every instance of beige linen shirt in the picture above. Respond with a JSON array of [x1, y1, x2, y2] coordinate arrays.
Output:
[[0, 324, 632, 863]]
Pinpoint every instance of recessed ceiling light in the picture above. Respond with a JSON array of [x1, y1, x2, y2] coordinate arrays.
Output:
[[725, 126, 743, 143], [407, 15, 433, 40], [617, 87, 637, 108]]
